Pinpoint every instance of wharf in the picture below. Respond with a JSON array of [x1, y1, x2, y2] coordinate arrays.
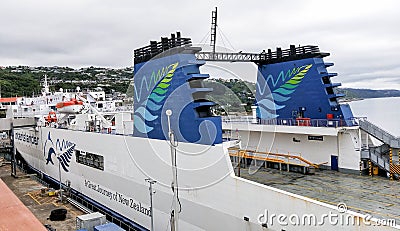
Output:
[[238, 167, 400, 226], [0, 164, 84, 231]]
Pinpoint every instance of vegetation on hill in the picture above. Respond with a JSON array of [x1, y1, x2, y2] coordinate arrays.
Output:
[[205, 78, 255, 113], [0, 66, 399, 108], [0, 69, 41, 97], [0, 66, 132, 97], [336, 88, 400, 99]]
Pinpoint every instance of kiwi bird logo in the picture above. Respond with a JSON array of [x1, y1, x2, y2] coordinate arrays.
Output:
[[43, 132, 75, 172]]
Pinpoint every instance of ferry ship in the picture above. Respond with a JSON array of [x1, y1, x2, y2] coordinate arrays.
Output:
[[11, 31, 400, 231]]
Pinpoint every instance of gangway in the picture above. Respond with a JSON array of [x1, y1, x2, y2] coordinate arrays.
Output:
[[228, 147, 323, 175], [358, 118, 400, 148], [195, 45, 327, 64], [357, 118, 400, 179]]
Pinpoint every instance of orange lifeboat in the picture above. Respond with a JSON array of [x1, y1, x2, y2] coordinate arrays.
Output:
[[46, 111, 57, 123], [56, 99, 84, 114]]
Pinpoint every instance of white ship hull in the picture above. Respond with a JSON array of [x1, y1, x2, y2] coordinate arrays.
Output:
[[15, 126, 397, 231]]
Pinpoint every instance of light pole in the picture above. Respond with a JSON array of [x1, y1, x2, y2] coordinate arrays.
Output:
[[10, 121, 17, 177], [166, 109, 179, 231], [145, 178, 156, 231]]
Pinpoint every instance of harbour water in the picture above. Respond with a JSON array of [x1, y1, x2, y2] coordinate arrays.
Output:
[[348, 97, 400, 136]]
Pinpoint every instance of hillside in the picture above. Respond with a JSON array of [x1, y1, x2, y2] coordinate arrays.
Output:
[[205, 78, 255, 113], [336, 88, 400, 99], [0, 66, 132, 97], [1, 66, 398, 106]]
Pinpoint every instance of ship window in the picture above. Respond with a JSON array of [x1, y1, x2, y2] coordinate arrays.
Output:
[[192, 92, 208, 101], [326, 87, 334, 95], [188, 79, 203, 88], [195, 105, 212, 118], [0, 109, 6, 118], [75, 150, 104, 171], [322, 77, 330, 84]]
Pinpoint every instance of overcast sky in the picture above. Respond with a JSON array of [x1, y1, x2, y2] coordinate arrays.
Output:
[[1, 0, 399, 89]]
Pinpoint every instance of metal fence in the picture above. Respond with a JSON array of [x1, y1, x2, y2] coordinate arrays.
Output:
[[222, 116, 358, 128]]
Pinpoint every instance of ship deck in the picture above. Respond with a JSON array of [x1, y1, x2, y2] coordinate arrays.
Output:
[[237, 166, 400, 225]]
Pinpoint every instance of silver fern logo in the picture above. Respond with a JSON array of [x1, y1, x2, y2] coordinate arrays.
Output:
[[257, 64, 312, 118], [43, 132, 75, 172], [133, 62, 179, 134]]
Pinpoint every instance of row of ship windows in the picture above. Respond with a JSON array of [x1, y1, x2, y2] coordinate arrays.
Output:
[[75, 150, 104, 171]]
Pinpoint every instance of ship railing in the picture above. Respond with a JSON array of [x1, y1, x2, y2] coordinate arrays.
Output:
[[115, 105, 133, 111], [195, 45, 325, 63], [222, 116, 254, 123], [134, 32, 192, 63], [223, 116, 357, 128], [227, 147, 320, 168], [12, 107, 52, 118]]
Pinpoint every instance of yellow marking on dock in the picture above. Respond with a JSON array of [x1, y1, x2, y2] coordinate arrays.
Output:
[[26, 192, 42, 205], [26, 191, 58, 205], [52, 202, 59, 207]]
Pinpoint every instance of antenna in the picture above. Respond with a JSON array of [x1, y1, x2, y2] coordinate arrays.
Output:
[[166, 109, 180, 231], [210, 7, 218, 55]]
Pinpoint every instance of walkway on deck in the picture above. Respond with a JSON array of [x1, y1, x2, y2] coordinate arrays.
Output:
[[238, 167, 400, 226]]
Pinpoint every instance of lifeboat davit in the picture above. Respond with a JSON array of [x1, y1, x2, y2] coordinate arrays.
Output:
[[56, 99, 84, 114]]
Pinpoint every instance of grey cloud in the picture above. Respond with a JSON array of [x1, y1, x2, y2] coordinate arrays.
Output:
[[0, 0, 399, 89]]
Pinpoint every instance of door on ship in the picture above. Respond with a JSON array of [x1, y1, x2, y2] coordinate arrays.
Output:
[[331, 155, 338, 171]]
